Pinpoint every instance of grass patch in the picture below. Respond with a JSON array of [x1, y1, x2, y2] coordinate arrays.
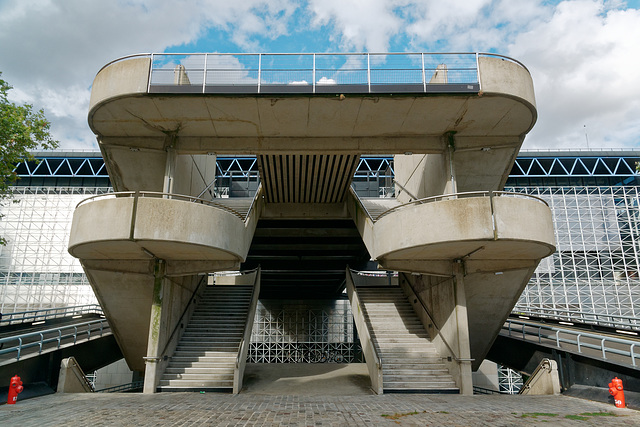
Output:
[[519, 413, 558, 418]]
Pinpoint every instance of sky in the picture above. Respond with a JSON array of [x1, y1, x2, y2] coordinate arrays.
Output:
[[1, 0, 639, 151]]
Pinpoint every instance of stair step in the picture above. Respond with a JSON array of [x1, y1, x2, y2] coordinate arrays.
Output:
[[162, 373, 234, 381], [158, 379, 233, 388], [384, 381, 458, 388], [164, 284, 256, 389], [165, 367, 235, 374], [355, 287, 458, 391]]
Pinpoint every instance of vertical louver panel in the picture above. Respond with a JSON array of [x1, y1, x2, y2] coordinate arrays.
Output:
[[258, 154, 359, 203]]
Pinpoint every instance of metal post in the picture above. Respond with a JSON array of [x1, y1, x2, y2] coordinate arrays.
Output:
[[258, 54, 262, 93], [202, 53, 208, 94], [422, 53, 426, 92], [148, 53, 154, 93], [367, 53, 371, 93], [475, 52, 481, 91]]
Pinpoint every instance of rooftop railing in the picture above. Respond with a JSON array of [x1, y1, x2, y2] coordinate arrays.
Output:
[[99, 52, 528, 95]]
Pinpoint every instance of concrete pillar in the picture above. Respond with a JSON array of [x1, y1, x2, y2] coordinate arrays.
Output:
[[143, 259, 166, 394], [453, 261, 473, 395], [163, 147, 176, 194]]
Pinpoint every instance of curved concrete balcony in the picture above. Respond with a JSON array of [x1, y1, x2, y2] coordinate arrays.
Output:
[[69, 192, 259, 273], [88, 52, 536, 155], [352, 191, 555, 274]]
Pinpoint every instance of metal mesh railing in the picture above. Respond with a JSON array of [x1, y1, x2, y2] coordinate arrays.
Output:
[[98, 52, 531, 95]]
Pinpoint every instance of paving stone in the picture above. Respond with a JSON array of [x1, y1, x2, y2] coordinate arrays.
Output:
[[1, 392, 638, 426]]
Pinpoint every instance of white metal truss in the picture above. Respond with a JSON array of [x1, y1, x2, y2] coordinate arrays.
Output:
[[510, 186, 640, 324], [0, 187, 108, 312], [248, 300, 362, 363], [511, 156, 638, 177], [497, 364, 523, 394]]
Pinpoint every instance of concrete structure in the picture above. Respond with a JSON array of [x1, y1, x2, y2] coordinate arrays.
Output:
[[65, 52, 554, 394]]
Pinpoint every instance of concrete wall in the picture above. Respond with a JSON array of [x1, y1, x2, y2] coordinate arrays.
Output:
[[393, 153, 453, 203], [173, 154, 217, 200], [93, 358, 135, 390], [69, 196, 252, 263], [100, 145, 167, 192], [473, 360, 500, 391], [89, 57, 151, 114], [478, 56, 536, 112], [83, 267, 155, 372]]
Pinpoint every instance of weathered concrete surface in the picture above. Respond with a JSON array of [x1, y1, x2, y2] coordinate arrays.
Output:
[[56, 358, 92, 393], [69, 197, 254, 265], [351, 195, 555, 271], [82, 266, 203, 373], [88, 55, 535, 156]]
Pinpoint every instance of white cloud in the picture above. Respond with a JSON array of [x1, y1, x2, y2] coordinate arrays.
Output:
[[317, 77, 337, 85], [307, 0, 407, 51], [509, 1, 640, 148], [0, 0, 639, 150], [0, 0, 298, 149]]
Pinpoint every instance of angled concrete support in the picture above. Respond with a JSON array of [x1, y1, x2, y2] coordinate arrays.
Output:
[[143, 259, 166, 394], [453, 262, 473, 395]]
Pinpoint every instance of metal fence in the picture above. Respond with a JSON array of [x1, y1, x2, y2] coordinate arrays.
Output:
[[0, 319, 111, 362], [0, 304, 103, 327], [502, 319, 640, 368]]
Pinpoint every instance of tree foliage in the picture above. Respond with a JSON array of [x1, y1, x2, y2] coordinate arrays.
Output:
[[1, 72, 59, 244]]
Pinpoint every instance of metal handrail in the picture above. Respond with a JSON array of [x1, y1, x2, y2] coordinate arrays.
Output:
[[245, 183, 263, 221], [75, 191, 246, 220], [0, 319, 111, 362], [0, 304, 103, 327], [502, 319, 640, 367], [158, 275, 208, 360], [349, 186, 375, 222], [352, 189, 549, 222], [97, 52, 530, 94], [512, 306, 640, 331]]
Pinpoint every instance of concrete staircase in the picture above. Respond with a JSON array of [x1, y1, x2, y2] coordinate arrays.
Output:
[[357, 287, 459, 393], [158, 285, 254, 391]]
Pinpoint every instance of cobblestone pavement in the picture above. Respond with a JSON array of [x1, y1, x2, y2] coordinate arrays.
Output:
[[1, 393, 638, 426]]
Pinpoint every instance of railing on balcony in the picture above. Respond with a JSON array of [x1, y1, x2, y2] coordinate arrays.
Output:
[[100, 52, 528, 95]]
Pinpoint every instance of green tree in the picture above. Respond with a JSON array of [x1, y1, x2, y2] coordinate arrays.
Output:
[[1, 72, 59, 245]]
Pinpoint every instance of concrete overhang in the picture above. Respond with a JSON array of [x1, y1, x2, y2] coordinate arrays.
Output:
[[351, 194, 556, 275], [88, 54, 536, 155], [69, 196, 256, 273]]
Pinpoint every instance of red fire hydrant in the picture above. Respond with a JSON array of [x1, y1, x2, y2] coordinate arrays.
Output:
[[7, 375, 24, 405], [608, 377, 625, 408]]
